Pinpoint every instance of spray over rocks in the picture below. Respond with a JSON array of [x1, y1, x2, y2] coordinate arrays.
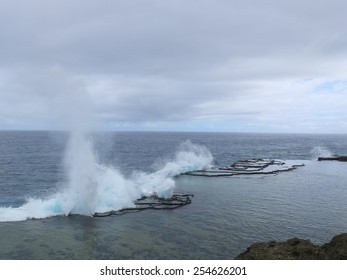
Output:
[[0, 134, 213, 222]]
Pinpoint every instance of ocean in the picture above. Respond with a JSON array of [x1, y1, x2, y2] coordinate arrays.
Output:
[[0, 131, 347, 259]]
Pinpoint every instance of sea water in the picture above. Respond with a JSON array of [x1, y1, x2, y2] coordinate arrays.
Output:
[[0, 131, 347, 259]]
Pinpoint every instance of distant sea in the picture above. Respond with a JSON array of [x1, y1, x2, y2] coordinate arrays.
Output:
[[0, 131, 347, 259]]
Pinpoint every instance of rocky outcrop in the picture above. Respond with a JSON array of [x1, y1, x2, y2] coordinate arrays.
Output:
[[318, 156, 347, 162], [235, 233, 347, 260], [93, 193, 193, 217], [321, 233, 347, 259], [187, 159, 304, 177]]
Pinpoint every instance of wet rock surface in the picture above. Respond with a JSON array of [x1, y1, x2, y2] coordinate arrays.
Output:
[[93, 193, 194, 217], [318, 155, 347, 162], [235, 233, 347, 260]]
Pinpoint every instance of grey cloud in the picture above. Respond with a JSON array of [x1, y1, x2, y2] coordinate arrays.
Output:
[[1, 0, 346, 77], [1, 0, 347, 132]]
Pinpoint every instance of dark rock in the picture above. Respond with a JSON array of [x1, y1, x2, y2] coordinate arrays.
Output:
[[188, 158, 304, 177], [321, 233, 347, 260], [235, 233, 347, 260], [93, 193, 193, 217], [318, 156, 347, 162], [235, 238, 322, 260]]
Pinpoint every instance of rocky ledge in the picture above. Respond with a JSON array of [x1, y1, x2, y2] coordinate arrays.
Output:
[[235, 233, 347, 260], [187, 159, 304, 177], [317, 155, 347, 162]]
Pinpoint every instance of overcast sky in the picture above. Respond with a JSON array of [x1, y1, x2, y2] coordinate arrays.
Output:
[[1, 0, 347, 133]]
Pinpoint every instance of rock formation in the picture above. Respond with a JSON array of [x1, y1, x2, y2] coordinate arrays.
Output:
[[187, 158, 305, 177], [93, 193, 193, 217], [235, 233, 347, 260], [317, 156, 347, 162]]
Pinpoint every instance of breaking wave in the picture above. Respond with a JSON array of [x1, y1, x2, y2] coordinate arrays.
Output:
[[0, 134, 213, 222]]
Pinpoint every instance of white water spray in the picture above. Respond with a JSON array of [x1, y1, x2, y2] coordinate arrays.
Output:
[[311, 146, 334, 159], [133, 140, 213, 198], [0, 136, 213, 222], [62, 132, 99, 215]]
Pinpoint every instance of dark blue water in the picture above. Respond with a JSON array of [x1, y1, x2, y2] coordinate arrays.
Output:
[[0, 131, 347, 259]]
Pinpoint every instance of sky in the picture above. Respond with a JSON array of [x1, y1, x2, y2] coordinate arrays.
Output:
[[1, 0, 347, 133]]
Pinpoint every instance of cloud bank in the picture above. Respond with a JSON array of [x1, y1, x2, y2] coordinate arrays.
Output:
[[1, 0, 347, 133]]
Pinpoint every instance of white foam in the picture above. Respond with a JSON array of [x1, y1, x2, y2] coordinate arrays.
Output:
[[0, 136, 213, 222], [133, 140, 213, 198]]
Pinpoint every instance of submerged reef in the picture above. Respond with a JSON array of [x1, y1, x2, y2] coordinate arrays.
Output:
[[235, 233, 347, 260]]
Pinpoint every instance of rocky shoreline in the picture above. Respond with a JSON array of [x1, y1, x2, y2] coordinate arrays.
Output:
[[235, 233, 347, 260]]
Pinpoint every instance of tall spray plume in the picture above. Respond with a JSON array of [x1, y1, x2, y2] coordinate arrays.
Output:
[[0, 69, 214, 221]]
